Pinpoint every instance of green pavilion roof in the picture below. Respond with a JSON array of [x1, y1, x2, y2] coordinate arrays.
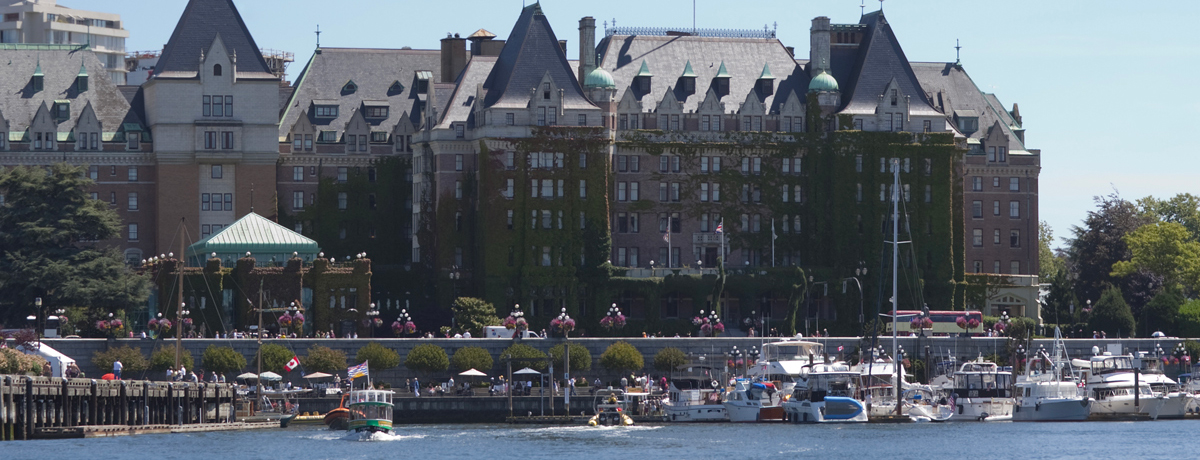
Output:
[[186, 212, 319, 263]]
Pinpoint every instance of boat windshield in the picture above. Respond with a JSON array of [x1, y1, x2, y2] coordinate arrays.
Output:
[[954, 373, 1012, 390], [1140, 358, 1163, 373], [762, 342, 824, 361], [811, 373, 858, 396], [1092, 356, 1133, 373]]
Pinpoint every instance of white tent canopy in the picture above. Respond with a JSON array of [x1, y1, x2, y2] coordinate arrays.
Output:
[[513, 367, 541, 375], [303, 372, 333, 379], [458, 368, 487, 377], [259, 371, 283, 381], [237, 372, 259, 380]]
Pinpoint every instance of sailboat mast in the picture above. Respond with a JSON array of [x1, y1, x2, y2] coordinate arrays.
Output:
[[175, 218, 185, 369], [891, 159, 900, 414]]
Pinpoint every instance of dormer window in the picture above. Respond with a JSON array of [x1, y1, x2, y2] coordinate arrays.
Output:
[[76, 132, 99, 151], [315, 105, 338, 118], [635, 60, 653, 93], [388, 81, 406, 96], [679, 61, 697, 94], [32, 61, 44, 93], [954, 110, 978, 135], [342, 80, 358, 95], [213, 64, 222, 76], [712, 61, 731, 97], [416, 71, 432, 93], [364, 106, 388, 118], [757, 64, 775, 96], [77, 63, 89, 92], [53, 101, 70, 122], [318, 130, 338, 143]]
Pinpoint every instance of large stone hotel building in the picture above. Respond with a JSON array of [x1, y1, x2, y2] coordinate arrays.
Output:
[[0, 0, 1040, 334]]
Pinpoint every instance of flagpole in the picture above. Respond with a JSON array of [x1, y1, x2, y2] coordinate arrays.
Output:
[[771, 218, 776, 267]]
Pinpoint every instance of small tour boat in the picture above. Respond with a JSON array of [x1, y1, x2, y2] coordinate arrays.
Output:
[[589, 389, 634, 426], [323, 393, 350, 430], [782, 361, 867, 423], [723, 379, 784, 422], [346, 388, 395, 434]]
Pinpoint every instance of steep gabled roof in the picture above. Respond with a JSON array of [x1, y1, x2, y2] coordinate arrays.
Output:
[[840, 11, 939, 116], [156, 0, 273, 79], [911, 61, 1026, 151], [0, 46, 132, 136], [481, 4, 593, 110], [279, 47, 441, 140]]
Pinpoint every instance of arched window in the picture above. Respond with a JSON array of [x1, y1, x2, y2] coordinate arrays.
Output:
[[213, 64, 222, 76]]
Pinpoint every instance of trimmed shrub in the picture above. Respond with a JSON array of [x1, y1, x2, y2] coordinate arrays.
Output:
[[548, 342, 591, 373], [253, 343, 293, 375], [404, 343, 449, 374], [355, 342, 401, 371], [500, 343, 547, 372], [2, 347, 50, 375], [201, 345, 247, 375], [303, 345, 348, 374], [600, 341, 644, 375], [1088, 286, 1136, 338], [91, 345, 148, 375], [450, 346, 494, 373], [653, 347, 688, 372], [150, 346, 194, 372]]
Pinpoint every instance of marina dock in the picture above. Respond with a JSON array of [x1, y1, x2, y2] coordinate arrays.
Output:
[[1, 374, 241, 441]]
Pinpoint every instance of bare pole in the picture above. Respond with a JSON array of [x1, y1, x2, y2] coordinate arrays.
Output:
[[175, 218, 185, 369], [891, 158, 900, 416]]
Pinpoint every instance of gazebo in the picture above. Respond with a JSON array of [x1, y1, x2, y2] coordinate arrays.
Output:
[[185, 212, 321, 267]]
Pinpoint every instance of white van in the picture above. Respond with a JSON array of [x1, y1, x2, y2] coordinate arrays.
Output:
[[483, 326, 542, 339]]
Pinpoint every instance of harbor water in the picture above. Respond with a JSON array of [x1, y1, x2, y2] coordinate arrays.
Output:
[[2, 421, 1192, 459]]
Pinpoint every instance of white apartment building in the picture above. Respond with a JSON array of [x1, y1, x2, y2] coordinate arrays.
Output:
[[0, 0, 129, 84]]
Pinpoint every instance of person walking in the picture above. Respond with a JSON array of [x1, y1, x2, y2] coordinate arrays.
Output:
[[112, 359, 123, 380]]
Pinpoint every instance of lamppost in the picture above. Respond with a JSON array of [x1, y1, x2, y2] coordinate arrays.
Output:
[[748, 346, 760, 375], [1013, 343, 1026, 374], [52, 307, 66, 337], [842, 267, 867, 326], [743, 310, 760, 337], [602, 303, 625, 335], [367, 302, 381, 338], [395, 308, 413, 337], [998, 311, 1011, 337], [731, 346, 744, 376], [555, 307, 573, 406], [648, 260, 655, 277], [1175, 343, 1189, 373], [507, 304, 527, 339], [449, 265, 462, 298]]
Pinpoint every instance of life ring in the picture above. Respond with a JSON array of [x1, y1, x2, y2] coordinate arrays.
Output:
[[711, 380, 719, 389]]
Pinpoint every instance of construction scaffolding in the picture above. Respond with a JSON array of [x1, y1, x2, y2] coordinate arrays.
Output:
[[260, 48, 294, 79]]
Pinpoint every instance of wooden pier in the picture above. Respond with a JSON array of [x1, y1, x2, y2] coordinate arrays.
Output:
[[1, 374, 241, 441]]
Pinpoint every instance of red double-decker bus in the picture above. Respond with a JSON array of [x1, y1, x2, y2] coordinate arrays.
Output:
[[884, 310, 984, 336]]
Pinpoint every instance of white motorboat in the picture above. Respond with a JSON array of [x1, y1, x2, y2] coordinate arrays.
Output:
[[1133, 351, 1188, 419], [932, 356, 1015, 421], [783, 361, 867, 423], [664, 377, 728, 422], [748, 339, 824, 396], [723, 379, 784, 422], [1077, 353, 1165, 420], [903, 385, 954, 422], [1012, 328, 1090, 422]]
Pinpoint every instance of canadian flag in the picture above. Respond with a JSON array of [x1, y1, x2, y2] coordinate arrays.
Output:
[[284, 356, 300, 372]]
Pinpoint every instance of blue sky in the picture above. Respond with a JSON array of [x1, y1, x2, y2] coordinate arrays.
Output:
[[103, 0, 1199, 249]]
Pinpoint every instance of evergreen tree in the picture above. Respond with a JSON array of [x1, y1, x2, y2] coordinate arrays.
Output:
[[1088, 286, 1136, 338], [0, 164, 150, 325]]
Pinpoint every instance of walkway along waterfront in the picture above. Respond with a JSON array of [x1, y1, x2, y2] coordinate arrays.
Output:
[[0, 376, 241, 441]]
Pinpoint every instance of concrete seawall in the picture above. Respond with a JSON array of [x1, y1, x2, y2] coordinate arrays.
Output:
[[42, 336, 1188, 385]]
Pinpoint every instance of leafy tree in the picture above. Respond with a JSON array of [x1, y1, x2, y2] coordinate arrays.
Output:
[[201, 345, 247, 375], [1044, 271, 1080, 326], [450, 346, 494, 372], [1175, 300, 1200, 338], [404, 343, 449, 374], [1038, 221, 1066, 281], [0, 164, 150, 325], [1067, 193, 1156, 313], [600, 341, 644, 375], [303, 345, 348, 374], [1111, 222, 1200, 291], [253, 343, 293, 374], [150, 346, 194, 372], [355, 342, 401, 371], [92, 345, 148, 375], [500, 343, 547, 372], [548, 342, 591, 373], [653, 347, 688, 372], [1140, 288, 1185, 337], [451, 297, 501, 337], [1088, 286, 1136, 338], [1138, 193, 1200, 241]]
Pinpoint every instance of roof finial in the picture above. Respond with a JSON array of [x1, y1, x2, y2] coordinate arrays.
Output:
[[879, 0, 884, 11], [861, 0, 865, 15], [315, 25, 321, 48], [955, 39, 961, 65]]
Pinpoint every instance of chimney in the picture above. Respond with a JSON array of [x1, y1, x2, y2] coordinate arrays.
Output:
[[809, 16, 831, 77], [440, 33, 467, 83], [578, 16, 597, 84], [559, 40, 568, 54]]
